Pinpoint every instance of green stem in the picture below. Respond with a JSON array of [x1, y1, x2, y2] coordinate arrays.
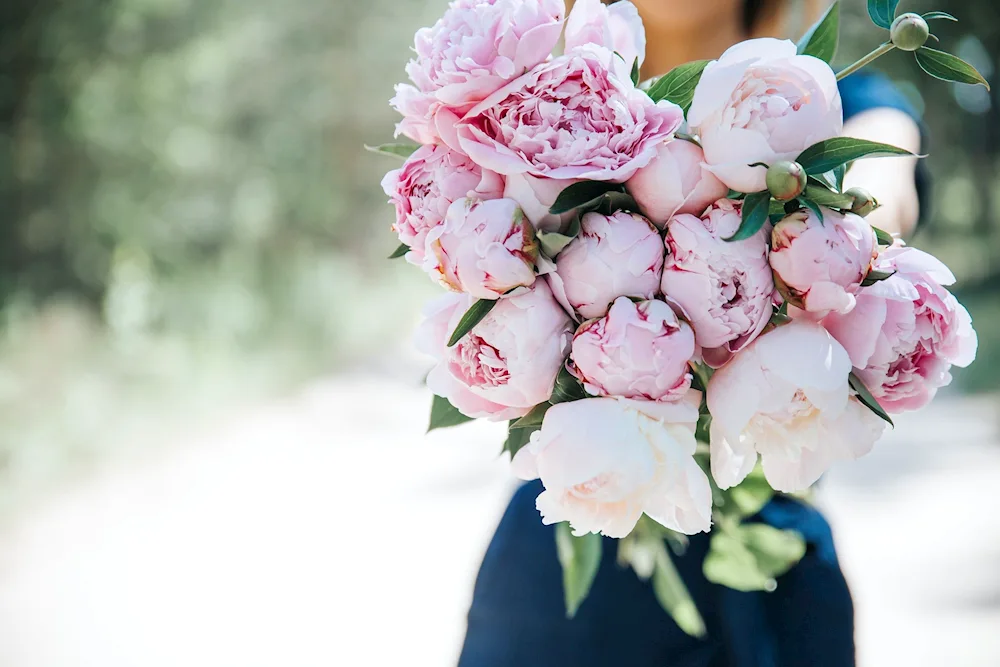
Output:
[[836, 42, 896, 81]]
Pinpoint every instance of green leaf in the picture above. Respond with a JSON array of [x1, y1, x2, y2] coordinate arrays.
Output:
[[833, 163, 847, 191], [364, 142, 420, 160], [630, 57, 640, 86], [703, 531, 773, 592], [872, 225, 895, 246], [867, 0, 899, 30], [427, 395, 474, 433], [537, 216, 581, 258], [849, 371, 894, 426], [861, 268, 896, 287], [388, 243, 409, 259], [651, 539, 707, 638], [809, 171, 837, 191], [798, 197, 824, 221], [510, 402, 551, 430], [595, 191, 639, 216], [796, 137, 915, 175], [695, 406, 712, 444], [550, 365, 589, 404], [645, 59, 711, 113], [503, 421, 537, 459], [922, 11, 957, 22], [447, 298, 498, 347], [724, 191, 771, 242], [550, 181, 625, 215], [769, 199, 790, 217], [727, 466, 774, 518], [688, 361, 713, 393], [796, 0, 839, 63], [555, 523, 602, 618], [915, 47, 991, 90], [704, 523, 807, 592], [803, 184, 854, 209], [737, 524, 807, 578]]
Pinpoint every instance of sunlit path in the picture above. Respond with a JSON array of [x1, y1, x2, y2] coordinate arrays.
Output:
[[0, 378, 996, 667]]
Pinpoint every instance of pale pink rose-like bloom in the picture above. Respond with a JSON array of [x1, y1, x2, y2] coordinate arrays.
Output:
[[382, 145, 504, 264], [552, 211, 664, 320], [511, 392, 712, 537], [688, 38, 843, 193], [391, 0, 565, 146], [626, 139, 729, 226], [769, 207, 877, 316], [707, 321, 886, 492], [823, 246, 977, 413], [571, 297, 695, 402], [457, 46, 684, 183], [661, 199, 774, 366], [424, 197, 538, 299], [564, 0, 646, 70], [415, 282, 573, 421]]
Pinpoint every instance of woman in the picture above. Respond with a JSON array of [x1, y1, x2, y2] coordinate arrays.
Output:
[[458, 1, 925, 665]]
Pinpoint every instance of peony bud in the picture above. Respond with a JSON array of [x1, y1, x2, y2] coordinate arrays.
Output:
[[769, 207, 877, 315], [890, 13, 930, 52], [424, 197, 538, 299], [846, 187, 878, 217], [552, 211, 664, 320], [765, 161, 807, 201], [569, 297, 695, 403]]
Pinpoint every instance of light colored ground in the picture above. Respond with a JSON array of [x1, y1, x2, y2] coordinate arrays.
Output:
[[0, 376, 996, 667]]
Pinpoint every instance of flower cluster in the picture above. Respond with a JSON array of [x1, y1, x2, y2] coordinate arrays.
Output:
[[385, 1, 977, 541]]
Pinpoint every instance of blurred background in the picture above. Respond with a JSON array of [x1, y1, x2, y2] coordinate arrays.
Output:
[[0, 0, 997, 665]]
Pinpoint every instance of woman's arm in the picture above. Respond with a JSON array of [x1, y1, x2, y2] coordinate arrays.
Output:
[[842, 107, 923, 238]]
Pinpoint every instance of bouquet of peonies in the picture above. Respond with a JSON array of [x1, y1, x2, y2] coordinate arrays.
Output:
[[373, 0, 984, 631]]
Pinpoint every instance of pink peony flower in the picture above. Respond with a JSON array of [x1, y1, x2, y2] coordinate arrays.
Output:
[[391, 0, 565, 146], [626, 139, 729, 226], [415, 282, 573, 421], [552, 211, 664, 320], [564, 0, 646, 70], [382, 145, 504, 264], [511, 392, 712, 537], [823, 246, 977, 413], [769, 207, 877, 316], [456, 46, 684, 182], [707, 321, 886, 492], [661, 199, 774, 366], [688, 38, 843, 193], [424, 197, 538, 298], [570, 297, 695, 402]]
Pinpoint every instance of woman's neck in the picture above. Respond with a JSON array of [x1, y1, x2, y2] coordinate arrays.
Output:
[[641, 18, 747, 78]]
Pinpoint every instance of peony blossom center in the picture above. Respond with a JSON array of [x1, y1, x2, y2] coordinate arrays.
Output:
[[571, 472, 615, 498], [744, 390, 819, 443], [453, 334, 511, 387], [727, 69, 808, 137]]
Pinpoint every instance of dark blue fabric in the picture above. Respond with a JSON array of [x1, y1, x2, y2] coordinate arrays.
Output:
[[458, 482, 853, 667], [457, 74, 921, 667]]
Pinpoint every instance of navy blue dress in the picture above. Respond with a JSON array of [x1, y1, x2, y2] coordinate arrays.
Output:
[[458, 73, 924, 667]]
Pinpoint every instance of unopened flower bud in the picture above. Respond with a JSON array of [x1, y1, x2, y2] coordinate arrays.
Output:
[[891, 13, 930, 52], [766, 161, 807, 201], [846, 187, 878, 217]]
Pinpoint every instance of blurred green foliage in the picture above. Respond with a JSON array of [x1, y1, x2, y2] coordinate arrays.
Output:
[[3, 0, 442, 349], [838, 0, 1000, 290], [0, 0, 997, 505]]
